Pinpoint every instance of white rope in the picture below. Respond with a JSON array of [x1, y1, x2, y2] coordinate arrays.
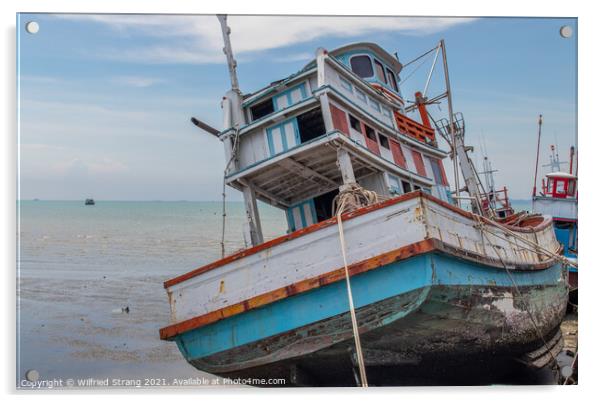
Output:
[[333, 184, 385, 387]]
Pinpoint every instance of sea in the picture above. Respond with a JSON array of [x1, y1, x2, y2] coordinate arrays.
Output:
[[17, 200, 287, 388], [16, 198, 545, 389]]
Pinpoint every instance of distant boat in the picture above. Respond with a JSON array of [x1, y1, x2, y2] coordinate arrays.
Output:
[[532, 141, 577, 306], [85, 198, 95, 206]]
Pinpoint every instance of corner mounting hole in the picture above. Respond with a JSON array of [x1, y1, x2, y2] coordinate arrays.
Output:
[[559, 25, 573, 38], [26, 21, 39, 34]]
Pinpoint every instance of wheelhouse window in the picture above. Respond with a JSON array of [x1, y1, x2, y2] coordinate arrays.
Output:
[[364, 125, 377, 142], [374, 59, 386, 83], [297, 108, 326, 143], [567, 179, 576, 196], [555, 180, 566, 195], [402, 181, 412, 193], [350, 55, 374, 78], [250, 98, 274, 121], [386, 68, 399, 92], [427, 156, 444, 185], [378, 134, 390, 149], [349, 114, 362, 132]]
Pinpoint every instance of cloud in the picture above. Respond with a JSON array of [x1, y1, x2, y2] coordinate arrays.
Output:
[[110, 75, 166, 88], [272, 52, 315, 63], [54, 157, 129, 176], [19, 75, 62, 84], [54, 14, 477, 65]]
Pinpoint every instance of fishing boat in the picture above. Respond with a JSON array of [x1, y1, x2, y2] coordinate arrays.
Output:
[[477, 152, 515, 220], [160, 16, 569, 386], [532, 125, 578, 306], [85, 198, 95, 206]]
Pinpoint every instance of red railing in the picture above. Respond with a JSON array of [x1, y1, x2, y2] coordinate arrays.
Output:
[[394, 111, 436, 144]]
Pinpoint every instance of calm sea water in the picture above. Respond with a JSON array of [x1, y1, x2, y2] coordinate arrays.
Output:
[[17, 200, 286, 387]]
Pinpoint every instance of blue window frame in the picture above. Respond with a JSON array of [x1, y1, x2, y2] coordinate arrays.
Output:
[[341, 51, 401, 95], [266, 118, 301, 156], [272, 83, 308, 112], [286, 199, 318, 232]]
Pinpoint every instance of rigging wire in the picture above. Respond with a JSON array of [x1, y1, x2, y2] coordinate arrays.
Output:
[[400, 55, 430, 86], [400, 45, 440, 69]]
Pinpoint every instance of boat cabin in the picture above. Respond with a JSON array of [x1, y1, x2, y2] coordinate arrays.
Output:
[[219, 42, 452, 243], [541, 172, 577, 199]]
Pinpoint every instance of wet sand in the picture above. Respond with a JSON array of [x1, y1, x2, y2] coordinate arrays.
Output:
[[17, 271, 217, 388]]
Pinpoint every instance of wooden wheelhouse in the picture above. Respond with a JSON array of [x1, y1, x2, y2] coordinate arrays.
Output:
[[219, 42, 452, 243]]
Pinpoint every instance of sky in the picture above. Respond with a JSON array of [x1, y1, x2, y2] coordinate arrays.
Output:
[[17, 14, 577, 201]]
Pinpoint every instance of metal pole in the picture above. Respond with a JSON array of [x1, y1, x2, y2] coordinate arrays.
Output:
[[217, 15, 239, 92], [532, 115, 543, 197], [423, 43, 441, 96], [440, 40, 460, 202]]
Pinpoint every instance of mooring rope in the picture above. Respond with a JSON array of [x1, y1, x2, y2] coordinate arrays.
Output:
[[333, 184, 386, 387], [220, 125, 241, 258]]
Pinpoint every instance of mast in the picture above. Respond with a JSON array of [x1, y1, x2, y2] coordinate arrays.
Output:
[[441, 40, 460, 203], [217, 15, 263, 246], [441, 40, 483, 215], [532, 115, 543, 197]]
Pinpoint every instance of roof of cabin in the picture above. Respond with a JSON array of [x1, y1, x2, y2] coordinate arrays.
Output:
[[545, 172, 577, 179], [329, 42, 402, 73], [242, 42, 401, 103], [242, 62, 316, 102]]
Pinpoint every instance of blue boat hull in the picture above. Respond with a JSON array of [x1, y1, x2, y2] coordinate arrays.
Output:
[[173, 251, 568, 384], [552, 221, 577, 307]]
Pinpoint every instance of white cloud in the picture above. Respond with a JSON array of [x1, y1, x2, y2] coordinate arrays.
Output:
[[19, 75, 62, 84], [110, 75, 166, 88], [54, 157, 129, 176], [272, 52, 315, 63], [55, 14, 476, 64]]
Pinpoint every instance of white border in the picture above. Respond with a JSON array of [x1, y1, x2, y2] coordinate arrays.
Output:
[[3, 1, 599, 402]]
